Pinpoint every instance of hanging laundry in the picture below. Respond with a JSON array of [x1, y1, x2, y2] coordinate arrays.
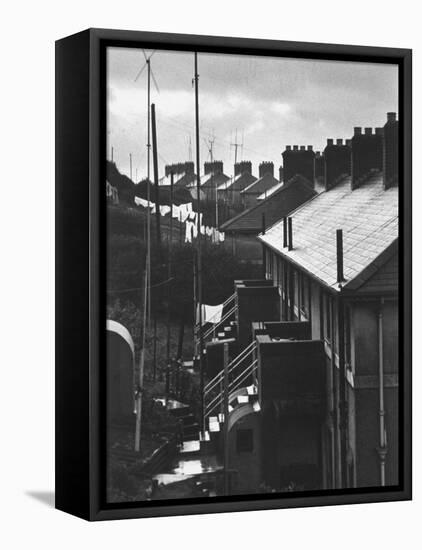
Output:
[[134, 196, 152, 208], [171, 205, 180, 219], [218, 231, 225, 242], [160, 205, 171, 217], [185, 221, 193, 243], [201, 303, 224, 325]]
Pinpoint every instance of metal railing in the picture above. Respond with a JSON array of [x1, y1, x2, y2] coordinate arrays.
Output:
[[204, 341, 258, 421], [194, 293, 238, 350]]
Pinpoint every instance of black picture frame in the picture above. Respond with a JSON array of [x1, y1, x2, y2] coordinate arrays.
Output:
[[55, 28, 412, 521]]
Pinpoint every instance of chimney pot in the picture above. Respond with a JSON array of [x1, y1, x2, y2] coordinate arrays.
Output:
[[307, 145, 313, 151], [288, 217, 293, 250], [283, 217, 288, 248], [346, 139, 351, 147], [300, 145, 306, 151], [351, 125, 383, 189], [336, 229, 345, 283], [259, 161, 274, 178], [354, 127, 362, 136], [375, 127, 383, 136], [293, 145, 299, 151], [286, 145, 292, 151], [383, 112, 399, 189], [324, 137, 351, 191]]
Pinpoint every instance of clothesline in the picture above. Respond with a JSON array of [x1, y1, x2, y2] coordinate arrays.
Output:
[[134, 196, 225, 244]]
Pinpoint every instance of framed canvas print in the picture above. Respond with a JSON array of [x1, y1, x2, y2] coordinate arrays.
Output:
[[55, 28, 412, 521]]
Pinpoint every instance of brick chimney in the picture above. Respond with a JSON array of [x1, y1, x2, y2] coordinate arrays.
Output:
[[234, 161, 252, 176], [279, 165, 284, 183], [351, 127, 383, 189], [204, 160, 224, 175], [282, 145, 315, 186], [323, 138, 351, 190], [165, 162, 194, 176], [383, 112, 398, 189], [259, 162, 274, 178], [314, 152, 325, 186], [184, 161, 195, 174]]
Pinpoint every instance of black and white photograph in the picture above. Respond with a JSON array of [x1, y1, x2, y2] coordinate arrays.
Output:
[[105, 45, 401, 503]]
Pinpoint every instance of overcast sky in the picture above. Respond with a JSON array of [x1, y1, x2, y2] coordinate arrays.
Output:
[[107, 47, 398, 181]]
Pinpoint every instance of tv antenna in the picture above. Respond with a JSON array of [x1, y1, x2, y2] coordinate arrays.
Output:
[[231, 128, 241, 165]]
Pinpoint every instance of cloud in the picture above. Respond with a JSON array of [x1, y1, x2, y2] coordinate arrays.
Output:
[[270, 102, 291, 116], [107, 47, 398, 179]]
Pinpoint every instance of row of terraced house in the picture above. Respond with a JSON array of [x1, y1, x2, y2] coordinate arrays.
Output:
[[198, 112, 399, 494]]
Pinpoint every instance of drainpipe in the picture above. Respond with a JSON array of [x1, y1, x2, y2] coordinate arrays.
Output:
[[377, 298, 387, 486], [262, 214, 266, 279], [336, 230, 348, 488], [337, 293, 348, 489]]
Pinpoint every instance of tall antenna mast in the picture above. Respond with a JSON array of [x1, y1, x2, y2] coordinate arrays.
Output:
[[194, 52, 205, 434], [205, 134, 218, 233], [188, 135, 193, 161], [134, 49, 159, 328], [231, 128, 240, 165], [133, 49, 160, 450]]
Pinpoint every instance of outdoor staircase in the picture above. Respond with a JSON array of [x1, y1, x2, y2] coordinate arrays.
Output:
[[199, 292, 238, 346], [163, 399, 212, 458], [203, 340, 260, 437]]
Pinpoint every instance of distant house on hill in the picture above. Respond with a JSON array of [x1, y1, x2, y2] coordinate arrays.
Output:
[[107, 161, 135, 205], [240, 162, 280, 209], [160, 161, 196, 188], [217, 161, 257, 207], [135, 178, 192, 206], [186, 161, 230, 203], [220, 174, 316, 263], [106, 180, 119, 205]]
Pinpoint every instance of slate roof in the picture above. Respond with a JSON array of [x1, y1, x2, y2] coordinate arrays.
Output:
[[221, 175, 316, 234], [241, 173, 280, 196], [160, 172, 196, 187], [256, 181, 284, 200], [258, 172, 399, 292], [187, 172, 230, 188], [217, 172, 257, 192]]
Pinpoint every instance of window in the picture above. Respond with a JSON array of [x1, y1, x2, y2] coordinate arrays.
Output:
[[236, 428, 254, 453]]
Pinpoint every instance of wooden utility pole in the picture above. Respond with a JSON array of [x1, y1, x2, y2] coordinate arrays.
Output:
[[223, 342, 230, 494], [166, 173, 174, 400], [135, 268, 148, 452], [111, 146, 114, 162], [130, 153, 133, 181], [194, 52, 205, 435], [151, 103, 161, 247], [146, 59, 152, 328]]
